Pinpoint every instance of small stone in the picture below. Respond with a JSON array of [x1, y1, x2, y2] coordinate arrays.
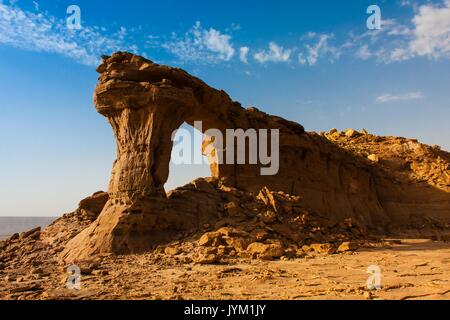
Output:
[[77, 260, 100, 275], [194, 254, 220, 265], [337, 242, 359, 253], [92, 270, 109, 276], [363, 291, 373, 300], [224, 202, 241, 216], [164, 246, 181, 256], [329, 128, 338, 135], [368, 154, 380, 163], [10, 233, 19, 241], [310, 243, 336, 254], [198, 232, 221, 246], [301, 245, 313, 252], [254, 230, 270, 242]]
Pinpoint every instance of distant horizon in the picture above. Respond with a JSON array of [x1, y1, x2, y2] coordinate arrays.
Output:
[[0, 216, 57, 238]]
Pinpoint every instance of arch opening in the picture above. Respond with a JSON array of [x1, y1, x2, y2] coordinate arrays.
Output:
[[165, 122, 212, 192]]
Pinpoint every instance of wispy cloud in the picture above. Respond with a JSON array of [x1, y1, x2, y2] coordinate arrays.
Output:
[[298, 33, 341, 66], [376, 91, 424, 103], [239, 46, 249, 63], [350, 19, 412, 63], [352, 1, 450, 63], [2, 0, 450, 69], [356, 44, 372, 60], [0, 2, 139, 66], [254, 42, 291, 63], [161, 21, 235, 64]]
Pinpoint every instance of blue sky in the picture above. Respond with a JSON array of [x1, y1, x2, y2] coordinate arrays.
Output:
[[0, 0, 449, 216]]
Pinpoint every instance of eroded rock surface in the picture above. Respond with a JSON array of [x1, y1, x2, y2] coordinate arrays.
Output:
[[62, 52, 450, 262]]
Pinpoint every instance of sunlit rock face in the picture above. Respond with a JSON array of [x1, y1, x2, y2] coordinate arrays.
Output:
[[61, 52, 450, 262]]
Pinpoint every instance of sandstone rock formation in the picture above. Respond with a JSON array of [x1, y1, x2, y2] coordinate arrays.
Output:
[[326, 129, 450, 224], [61, 52, 450, 262]]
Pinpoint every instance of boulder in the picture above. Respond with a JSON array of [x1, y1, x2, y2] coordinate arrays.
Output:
[[78, 192, 109, 218], [345, 129, 359, 138], [20, 227, 41, 240], [246, 242, 285, 260]]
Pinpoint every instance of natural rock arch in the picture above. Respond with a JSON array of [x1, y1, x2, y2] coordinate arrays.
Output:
[[61, 52, 450, 262]]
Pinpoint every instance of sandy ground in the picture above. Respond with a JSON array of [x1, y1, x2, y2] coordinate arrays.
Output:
[[31, 239, 449, 300]]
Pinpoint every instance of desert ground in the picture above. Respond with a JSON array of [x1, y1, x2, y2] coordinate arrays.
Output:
[[1, 236, 450, 300]]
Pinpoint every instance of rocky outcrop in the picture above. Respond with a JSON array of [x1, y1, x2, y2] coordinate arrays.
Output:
[[326, 129, 450, 224], [61, 52, 450, 262]]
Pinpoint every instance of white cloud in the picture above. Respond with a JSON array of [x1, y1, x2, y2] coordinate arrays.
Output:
[[0, 3, 139, 66], [356, 44, 372, 60], [409, 0, 450, 58], [161, 21, 235, 63], [254, 42, 291, 63], [229, 23, 241, 31], [388, 47, 411, 62], [298, 33, 341, 66], [203, 28, 234, 60], [298, 53, 306, 65], [239, 46, 249, 63], [117, 26, 127, 40], [376, 91, 424, 103], [350, 19, 413, 63], [400, 0, 414, 7]]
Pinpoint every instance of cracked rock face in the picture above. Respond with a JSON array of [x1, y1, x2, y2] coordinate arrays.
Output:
[[61, 52, 450, 263]]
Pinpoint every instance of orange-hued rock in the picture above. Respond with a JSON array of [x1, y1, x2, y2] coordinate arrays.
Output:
[[61, 52, 450, 262]]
